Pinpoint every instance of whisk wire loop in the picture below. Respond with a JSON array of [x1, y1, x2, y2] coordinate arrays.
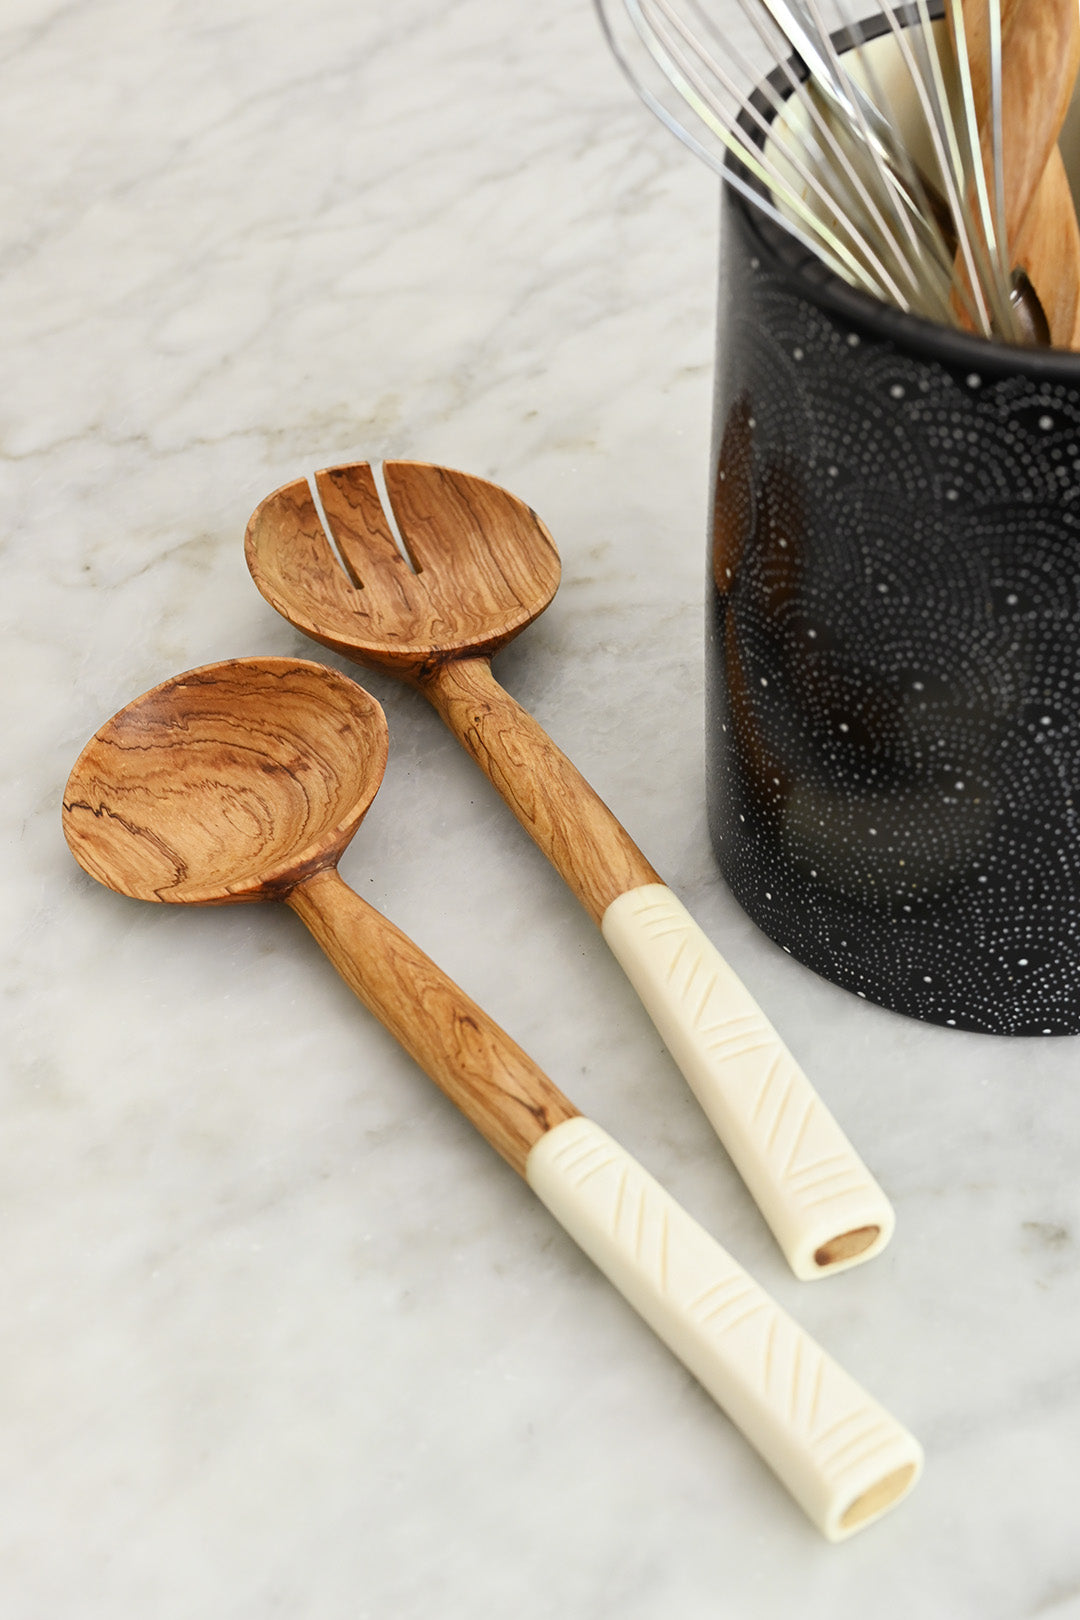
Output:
[[650, 0, 925, 301], [597, 0, 1043, 343], [621, 0, 908, 298]]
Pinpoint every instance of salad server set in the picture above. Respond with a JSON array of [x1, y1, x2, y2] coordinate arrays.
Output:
[[63, 460, 922, 1540]]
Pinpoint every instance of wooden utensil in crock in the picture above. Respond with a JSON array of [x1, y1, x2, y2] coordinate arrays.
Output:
[[955, 0, 1080, 346]]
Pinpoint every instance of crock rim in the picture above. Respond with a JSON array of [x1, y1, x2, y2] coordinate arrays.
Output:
[[726, 1, 1080, 381]]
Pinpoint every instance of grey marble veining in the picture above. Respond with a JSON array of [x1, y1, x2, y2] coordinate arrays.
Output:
[[3, 0, 1079, 1615]]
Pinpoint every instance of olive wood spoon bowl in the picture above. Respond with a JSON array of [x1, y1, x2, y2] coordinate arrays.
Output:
[[61, 654, 920, 1542], [244, 461, 894, 1280]]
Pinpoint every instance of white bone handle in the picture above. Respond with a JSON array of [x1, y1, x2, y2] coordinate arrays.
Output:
[[527, 1117, 921, 1540], [601, 884, 894, 1280]]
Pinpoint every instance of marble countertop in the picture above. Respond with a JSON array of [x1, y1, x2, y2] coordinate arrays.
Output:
[[5, 1, 1079, 1614]]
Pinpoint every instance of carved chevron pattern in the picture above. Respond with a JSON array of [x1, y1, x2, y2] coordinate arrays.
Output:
[[608, 887, 874, 1214], [546, 1124, 672, 1291], [531, 1120, 907, 1498]]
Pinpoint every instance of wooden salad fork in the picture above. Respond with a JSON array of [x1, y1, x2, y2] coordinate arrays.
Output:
[[245, 461, 895, 1280], [62, 655, 920, 1540]]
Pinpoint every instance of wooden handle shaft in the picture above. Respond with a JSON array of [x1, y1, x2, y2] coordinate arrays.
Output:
[[958, 0, 1080, 346], [1011, 154, 1080, 348], [286, 866, 578, 1174], [963, 0, 1079, 243], [421, 656, 659, 925]]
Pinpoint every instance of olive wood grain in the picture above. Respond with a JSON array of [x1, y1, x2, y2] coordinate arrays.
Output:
[[421, 654, 659, 924], [245, 461, 560, 674], [245, 461, 659, 920], [61, 659, 920, 1539], [61, 656, 576, 1175], [244, 463, 897, 1280], [286, 867, 578, 1172], [956, 0, 1080, 347]]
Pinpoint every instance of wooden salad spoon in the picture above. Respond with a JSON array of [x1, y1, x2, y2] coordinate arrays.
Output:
[[61, 654, 921, 1542], [245, 461, 894, 1281]]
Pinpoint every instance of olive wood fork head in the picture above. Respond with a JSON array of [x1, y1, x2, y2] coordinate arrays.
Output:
[[245, 461, 562, 684]]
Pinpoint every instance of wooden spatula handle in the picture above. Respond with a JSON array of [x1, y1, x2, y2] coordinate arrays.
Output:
[[287, 866, 578, 1173], [973, 0, 1078, 232], [959, 0, 1080, 346], [423, 657, 894, 1279]]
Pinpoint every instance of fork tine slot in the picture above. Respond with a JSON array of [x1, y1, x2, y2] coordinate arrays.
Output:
[[381, 461, 476, 577], [244, 475, 373, 648], [382, 461, 561, 611], [316, 463, 418, 591]]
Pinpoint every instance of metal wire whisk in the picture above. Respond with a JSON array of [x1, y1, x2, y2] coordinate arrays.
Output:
[[595, 0, 1063, 344]]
